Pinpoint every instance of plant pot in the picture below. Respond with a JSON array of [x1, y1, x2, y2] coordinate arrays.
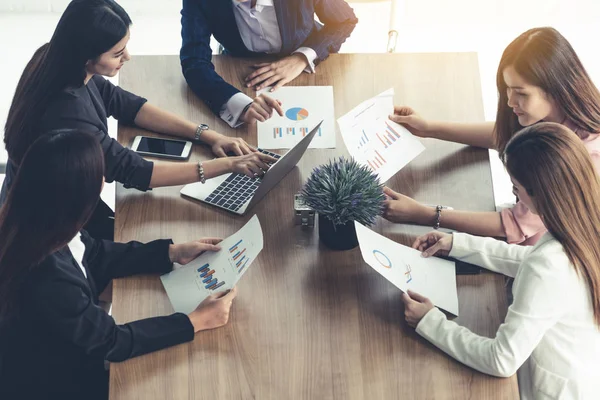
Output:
[[318, 214, 359, 250]]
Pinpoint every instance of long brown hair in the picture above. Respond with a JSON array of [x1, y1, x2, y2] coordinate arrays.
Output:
[[4, 0, 131, 165], [0, 130, 104, 318], [495, 27, 600, 152], [502, 122, 600, 327]]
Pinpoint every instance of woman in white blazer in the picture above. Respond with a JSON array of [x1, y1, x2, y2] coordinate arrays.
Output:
[[403, 122, 600, 400]]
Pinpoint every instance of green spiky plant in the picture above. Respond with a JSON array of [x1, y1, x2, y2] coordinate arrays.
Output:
[[300, 157, 385, 228]]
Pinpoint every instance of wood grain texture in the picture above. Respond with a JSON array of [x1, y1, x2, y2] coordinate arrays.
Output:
[[110, 54, 518, 400]]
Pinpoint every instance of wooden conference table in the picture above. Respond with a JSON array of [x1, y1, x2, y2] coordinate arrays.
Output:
[[110, 54, 519, 399]]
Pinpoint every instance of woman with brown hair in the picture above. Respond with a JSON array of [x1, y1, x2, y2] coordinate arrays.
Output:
[[383, 27, 600, 246], [402, 122, 600, 399]]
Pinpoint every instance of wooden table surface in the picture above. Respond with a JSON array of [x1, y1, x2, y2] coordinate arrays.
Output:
[[110, 53, 518, 400]]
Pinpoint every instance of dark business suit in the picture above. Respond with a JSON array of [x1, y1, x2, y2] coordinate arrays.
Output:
[[0, 231, 193, 400], [180, 0, 358, 115], [0, 75, 153, 240]]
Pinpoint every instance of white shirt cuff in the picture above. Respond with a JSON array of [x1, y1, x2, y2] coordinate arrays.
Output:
[[220, 92, 254, 128], [293, 47, 318, 73]]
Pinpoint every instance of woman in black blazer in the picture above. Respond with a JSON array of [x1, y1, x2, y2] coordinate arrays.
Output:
[[2, 0, 275, 240], [0, 130, 237, 400]]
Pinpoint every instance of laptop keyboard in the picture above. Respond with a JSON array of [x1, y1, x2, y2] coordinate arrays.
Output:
[[204, 149, 282, 212]]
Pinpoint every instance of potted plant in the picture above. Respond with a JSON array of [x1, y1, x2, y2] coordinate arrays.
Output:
[[300, 157, 385, 250]]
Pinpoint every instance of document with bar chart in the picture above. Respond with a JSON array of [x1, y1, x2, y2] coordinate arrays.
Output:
[[160, 215, 264, 314], [338, 89, 425, 183], [256, 86, 335, 149], [354, 221, 459, 315]]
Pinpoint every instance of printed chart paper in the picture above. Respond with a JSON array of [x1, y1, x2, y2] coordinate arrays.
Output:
[[338, 89, 425, 183], [257, 86, 335, 149], [161, 215, 264, 314], [354, 221, 459, 315]]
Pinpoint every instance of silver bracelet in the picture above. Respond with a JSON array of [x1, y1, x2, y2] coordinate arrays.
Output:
[[434, 205, 443, 230], [197, 161, 206, 184]]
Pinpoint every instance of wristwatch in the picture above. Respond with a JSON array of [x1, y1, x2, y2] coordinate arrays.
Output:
[[194, 124, 209, 141]]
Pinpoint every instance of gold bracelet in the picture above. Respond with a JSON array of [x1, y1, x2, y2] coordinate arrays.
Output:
[[197, 161, 206, 184]]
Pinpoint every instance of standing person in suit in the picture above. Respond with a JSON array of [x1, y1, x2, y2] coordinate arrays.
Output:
[[404, 123, 600, 399], [2, 0, 276, 240], [0, 130, 238, 400], [181, 0, 358, 127]]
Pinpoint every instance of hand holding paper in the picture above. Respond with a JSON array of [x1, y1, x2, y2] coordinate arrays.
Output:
[[169, 237, 223, 266], [338, 89, 425, 183], [354, 221, 459, 315], [161, 215, 264, 314], [412, 231, 454, 258], [402, 290, 435, 328]]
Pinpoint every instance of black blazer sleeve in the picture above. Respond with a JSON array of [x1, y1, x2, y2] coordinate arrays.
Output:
[[30, 273, 194, 363], [301, 0, 358, 64], [41, 94, 154, 191], [180, 0, 241, 115], [80, 230, 174, 294], [91, 75, 148, 125]]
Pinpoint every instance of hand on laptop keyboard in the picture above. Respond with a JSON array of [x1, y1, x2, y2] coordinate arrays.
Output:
[[205, 150, 282, 212], [227, 151, 278, 178]]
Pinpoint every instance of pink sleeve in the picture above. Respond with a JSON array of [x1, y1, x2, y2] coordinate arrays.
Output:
[[500, 201, 547, 246]]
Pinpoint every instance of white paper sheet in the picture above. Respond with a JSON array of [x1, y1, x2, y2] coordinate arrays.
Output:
[[354, 221, 459, 315], [338, 89, 425, 183], [160, 215, 264, 314], [256, 86, 335, 149]]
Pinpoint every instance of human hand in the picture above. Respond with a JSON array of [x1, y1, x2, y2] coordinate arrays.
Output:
[[246, 53, 308, 91], [402, 290, 435, 328], [382, 187, 433, 225], [227, 152, 277, 178], [169, 238, 223, 265], [188, 287, 238, 332], [210, 135, 256, 158], [388, 106, 432, 138], [240, 93, 284, 124], [411, 231, 453, 258]]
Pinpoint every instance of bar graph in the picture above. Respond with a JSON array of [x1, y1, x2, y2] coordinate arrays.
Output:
[[197, 263, 225, 291], [229, 239, 250, 274], [273, 126, 322, 139], [353, 118, 411, 174], [357, 129, 369, 149], [404, 263, 413, 283]]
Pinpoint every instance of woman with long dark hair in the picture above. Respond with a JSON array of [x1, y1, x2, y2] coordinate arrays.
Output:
[[382, 27, 600, 246], [2, 0, 275, 240], [403, 123, 600, 398], [0, 130, 238, 400]]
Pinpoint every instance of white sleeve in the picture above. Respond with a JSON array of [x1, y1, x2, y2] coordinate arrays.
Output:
[[449, 232, 533, 278], [219, 92, 254, 128], [416, 251, 567, 377], [293, 47, 318, 73]]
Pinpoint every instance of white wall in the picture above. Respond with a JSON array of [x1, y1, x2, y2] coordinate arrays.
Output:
[[0, 0, 180, 14]]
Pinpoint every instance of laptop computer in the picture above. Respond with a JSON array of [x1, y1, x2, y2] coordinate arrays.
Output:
[[180, 121, 322, 215]]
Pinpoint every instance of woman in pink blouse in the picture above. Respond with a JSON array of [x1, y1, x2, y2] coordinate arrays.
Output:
[[383, 27, 600, 245]]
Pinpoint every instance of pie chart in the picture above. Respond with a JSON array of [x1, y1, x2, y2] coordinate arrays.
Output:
[[285, 107, 309, 121]]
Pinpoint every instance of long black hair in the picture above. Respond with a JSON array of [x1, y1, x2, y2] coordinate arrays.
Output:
[[494, 27, 600, 152], [4, 0, 132, 165], [0, 130, 105, 318]]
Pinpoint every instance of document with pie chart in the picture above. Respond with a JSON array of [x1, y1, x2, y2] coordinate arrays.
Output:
[[257, 86, 335, 149], [354, 221, 459, 315]]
